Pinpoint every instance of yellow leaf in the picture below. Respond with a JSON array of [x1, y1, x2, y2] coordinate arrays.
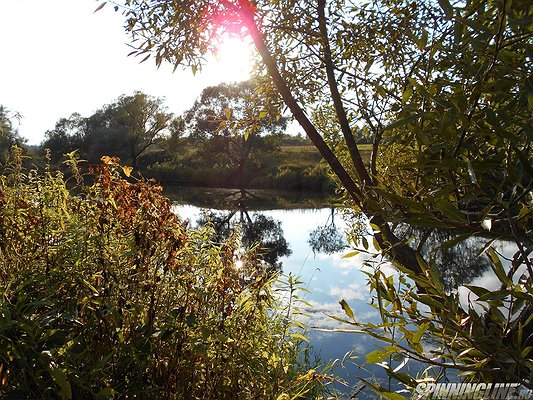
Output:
[[101, 155, 112, 165], [122, 166, 133, 177], [339, 299, 355, 319], [225, 107, 232, 120]]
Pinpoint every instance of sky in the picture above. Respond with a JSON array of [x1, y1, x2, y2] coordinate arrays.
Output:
[[1, 0, 254, 144]]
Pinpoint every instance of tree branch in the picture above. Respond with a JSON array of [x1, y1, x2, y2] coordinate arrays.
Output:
[[317, 0, 375, 187]]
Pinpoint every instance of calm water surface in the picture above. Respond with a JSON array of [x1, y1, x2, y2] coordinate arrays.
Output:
[[173, 204, 519, 397]]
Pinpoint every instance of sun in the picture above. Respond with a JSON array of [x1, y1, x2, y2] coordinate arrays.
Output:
[[211, 35, 255, 82]]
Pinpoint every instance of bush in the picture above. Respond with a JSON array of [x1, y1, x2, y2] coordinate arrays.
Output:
[[0, 149, 321, 399], [251, 164, 335, 193]]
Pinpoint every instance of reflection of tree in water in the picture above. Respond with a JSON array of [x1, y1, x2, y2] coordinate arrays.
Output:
[[197, 207, 291, 271], [308, 208, 349, 255], [394, 225, 491, 289], [331, 208, 494, 289]]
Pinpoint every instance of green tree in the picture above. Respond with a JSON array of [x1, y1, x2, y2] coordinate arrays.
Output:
[[105, 0, 532, 391], [43, 92, 174, 169], [183, 80, 287, 191], [42, 113, 86, 164], [93, 92, 173, 169], [0, 106, 24, 163]]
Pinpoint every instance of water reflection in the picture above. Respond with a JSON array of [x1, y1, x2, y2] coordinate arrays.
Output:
[[195, 205, 292, 271], [308, 208, 347, 255], [175, 203, 516, 397], [393, 225, 491, 289]]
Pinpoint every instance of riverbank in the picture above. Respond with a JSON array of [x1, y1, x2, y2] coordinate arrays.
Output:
[[164, 185, 339, 210]]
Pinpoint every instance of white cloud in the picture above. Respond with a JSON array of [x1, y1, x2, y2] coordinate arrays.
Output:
[[329, 282, 368, 302]]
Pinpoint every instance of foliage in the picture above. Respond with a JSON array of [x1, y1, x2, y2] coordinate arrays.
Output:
[[308, 209, 347, 255], [102, 0, 531, 394], [180, 80, 287, 190], [335, 245, 533, 397], [42, 113, 86, 164], [111, 0, 531, 230], [42, 92, 173, 169], [40, 85, 333, 193], [0, 148, 322, 399], [0, 106, 24, 163]]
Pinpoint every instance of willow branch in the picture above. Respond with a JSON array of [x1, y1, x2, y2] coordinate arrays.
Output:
[[317, 0, 374, 187], [238, 6, 365, 207]]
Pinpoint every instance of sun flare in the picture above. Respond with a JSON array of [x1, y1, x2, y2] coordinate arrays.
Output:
[[212, 35, 255, 82]]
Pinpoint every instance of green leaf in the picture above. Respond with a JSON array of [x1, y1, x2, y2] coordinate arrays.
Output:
[[406, 78, 433, 100], [290, 333, 309, 342], [412, 322, 430, 344], [342, 250, 360, 259], [339, 299, 355, 320], [488, 247, 509, 286], [475, 237, 501, 258], [464, 285, 490, 297], [49, 368, 72, 400], [366, 346, 399, 364], [435, 199, 465, 223], [402, 86, 413, 103], [477, 290, 509, 302]]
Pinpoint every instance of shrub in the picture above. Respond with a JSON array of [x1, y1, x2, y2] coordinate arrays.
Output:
[[0, 149, 319, 399]]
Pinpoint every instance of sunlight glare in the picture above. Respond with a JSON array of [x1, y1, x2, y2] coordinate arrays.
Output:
[[212, 35, 254, 82]]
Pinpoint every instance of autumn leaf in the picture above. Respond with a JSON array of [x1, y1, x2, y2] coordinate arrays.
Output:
[[122, 166, 133, 177]]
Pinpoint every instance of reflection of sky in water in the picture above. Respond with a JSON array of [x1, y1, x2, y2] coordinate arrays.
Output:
[[174, 205, 520, 397], [262, 209, 398, 393], [175, 205, 395, 395]]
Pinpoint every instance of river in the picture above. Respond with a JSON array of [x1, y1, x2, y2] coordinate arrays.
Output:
[[172, 202, 519, 398]]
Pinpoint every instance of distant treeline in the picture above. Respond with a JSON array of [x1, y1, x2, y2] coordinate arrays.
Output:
[[2, 83, 371, 194]]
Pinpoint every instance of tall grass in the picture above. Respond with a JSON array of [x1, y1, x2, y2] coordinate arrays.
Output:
[[0, 148, 325, 399]]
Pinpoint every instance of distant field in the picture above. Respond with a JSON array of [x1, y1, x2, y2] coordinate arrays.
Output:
[[280, 145, 317, 153], [281, 144, 373, 152], [281, 144, 372, 164]]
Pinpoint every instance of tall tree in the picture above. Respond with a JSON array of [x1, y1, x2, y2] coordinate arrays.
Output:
[[42, 93, 173, 169], [106, 0, 533, 386], [101, 92, 173, 169], [42, 113, 86, 164], [0, 106, 24, 163], [184, 80, 287, 190]]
